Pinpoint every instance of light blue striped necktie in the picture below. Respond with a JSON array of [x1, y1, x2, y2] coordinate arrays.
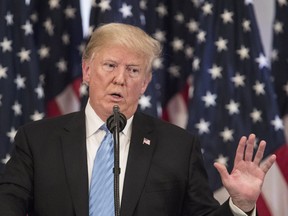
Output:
[[89, 124, 114, 216]]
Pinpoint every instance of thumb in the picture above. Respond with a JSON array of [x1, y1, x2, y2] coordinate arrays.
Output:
[[214, 162, 229, 181]]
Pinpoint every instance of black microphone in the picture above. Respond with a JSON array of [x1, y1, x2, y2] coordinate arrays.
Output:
[[106, 105, 127, 133]]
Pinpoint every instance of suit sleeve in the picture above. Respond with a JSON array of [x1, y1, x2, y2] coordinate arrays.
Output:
[[0, 126, 33, 215]]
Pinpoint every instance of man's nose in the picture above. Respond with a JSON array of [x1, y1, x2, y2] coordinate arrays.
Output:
[[112, 66, 126, 86]]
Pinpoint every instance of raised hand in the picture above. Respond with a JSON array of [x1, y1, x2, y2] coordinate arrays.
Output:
[[214, 134, 276, 212]]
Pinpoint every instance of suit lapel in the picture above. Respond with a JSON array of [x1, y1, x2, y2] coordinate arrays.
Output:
[[120, 112, 156, 216], [60, 111, 89, 216]]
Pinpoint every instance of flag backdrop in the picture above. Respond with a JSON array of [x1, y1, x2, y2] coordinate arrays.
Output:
[[0, 0, 287, 215]]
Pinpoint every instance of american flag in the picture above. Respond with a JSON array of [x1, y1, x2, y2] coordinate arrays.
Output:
[[1, 0, 288, 215]]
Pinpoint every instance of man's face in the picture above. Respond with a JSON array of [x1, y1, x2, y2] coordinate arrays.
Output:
[[82, 44, 151, 121]]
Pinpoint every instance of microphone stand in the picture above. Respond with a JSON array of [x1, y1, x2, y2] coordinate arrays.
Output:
[[107, 106, 127, 216]]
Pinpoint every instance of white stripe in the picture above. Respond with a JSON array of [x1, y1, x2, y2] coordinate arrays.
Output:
[[56, 84, 80, 114], [214, 186, 229, 204], [262, 162, 288, 216]]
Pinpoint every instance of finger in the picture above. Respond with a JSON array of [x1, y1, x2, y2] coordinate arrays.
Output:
[[244, 134, 256, 161], [214, 162, 229, 181], [260, 154, 277, 174], [253, 140, 266, 165], [234, 136, 247, 165]]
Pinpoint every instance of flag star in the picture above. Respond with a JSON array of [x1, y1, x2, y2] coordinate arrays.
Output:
[[202, 2, 213, 15], [64, 5, 77, 19], [168, 65, 180, 77], [237, 45, 250, 60], [215, 37, 228, 52], [0, 65, 8, 79], [14, 74, 26, 89], [21, 20, 33, 35], [153, 29, 166, 43], [277, 0, 287, 6], [202, 91, 217, 107], [197, 30, 206, 43], [155, 3, 168, 17], [152, 57, 163, 70], [80, 83, 88, 96], [192, 57, 200, 71], [186, 19, 199, 33], [271, 116, 284, 131], [0, 37, 13, 52], [62, 33, 70, 45], [283, 82, 288, 95], [250, 108, 262, 123], [7, 127, 17, 143], [245, 0, 254, 5], [195, 118, 210, 134], [138, 95, 152, 110], [43, 18, 54, 36], [221, 9, 234, 24], [271, 49, 279, 62], [98, 0, 111, 12], [242, 19, 251, 32], [208, 64, 222, 79], [274, 21, 284, 34], [30, 111, 45, 121], [78, 43, 86, 55], [231, 73, 246, 87], [5, 11, 14, 25], [1, 154, 11, 164], [253, 80, 265, 95], [35, 85, 44, 98], [38, 45, 50, 59], [192, 0, 201, 8], [119, 3, 133, 18], [56, 58, 68, 72], [30, 12, 38, 23], [49, 0, 60, 9], [171, 37, 184, 52], [220, 127, 234, 142], [255, 53, 269, 69], [12, 101, 22, 116], [215, 154, 229, 167], [225, 100, 240, 115], [140, 0, 147, 10], [185, 46, 194, 58], [175, 13, 184, 23], [17, 48, 31, 63]]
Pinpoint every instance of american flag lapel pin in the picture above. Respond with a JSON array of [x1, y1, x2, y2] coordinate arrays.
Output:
[[143, 137, 151, 145]]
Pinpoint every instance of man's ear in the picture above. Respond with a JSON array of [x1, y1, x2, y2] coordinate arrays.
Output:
[[82, 60, 91, 84]]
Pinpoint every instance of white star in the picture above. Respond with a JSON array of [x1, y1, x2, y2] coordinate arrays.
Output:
[[195, 118, 210, 134], [119, 3, 133, 18], [168, 65, 180, 77], [242, 19, 251, 32], [253, 80, 265, 95], [48, 0, 60, 9], [245, 0, 254, 5], [30, 111, 45, 121], [78, 43, 86, 55], [215, 37, 228, 52], [79, 83, 88, 97], [14, 74, 26, 89], [237, 45, 250, 60], [21, 20, 33, 35], [5, 11, 14, 25], [98, 0, 111, 12], [283, 82, 288, 95], [202, 2, 213, 15], [271, 49, 279, 62], [56, 59, 68, 72], [43, 18, 54, 36], [17, 48, 31, 63], [12, 101, 22, 116], [140, 0, 147, 10], [62, 33, 70, 45], [64, 5, 77, 19], [220, 127, 234, 142], [197, 30, 206, 43], [0, 37, 13, 52], [274, 21, 284, 34], [30, 13, 38, 23], [208, 64, 222, 79], [175, 13, 184, 23], [0, 65, 8, 79], [271, 116, 284, 131], [171, 37, 184, 52], [215, 154, 229, 167], [152, 57, 163, 70], [1, 154, 11, 164], [7, 127, 17, 143], [138, 94, 151, 110], [202, 91, 217, 107], [231, 73, 245, 87], [225, 100, 240, 115], [277, 0, 287, 6], [35, 85, 44, 99], [192, 57, 200, 71], [38, 45, 50, 59], [255, 53, 269, 69], [155, 3, 168, 17], [221, 10, 234, 24], [153, 29, 166, 42], [186, 19, 199, 33], [185, 46, 194, 59], [250, 108, 262, 123]]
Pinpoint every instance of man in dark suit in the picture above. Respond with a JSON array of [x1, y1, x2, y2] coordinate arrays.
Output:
[[0, 23, 275, 216]]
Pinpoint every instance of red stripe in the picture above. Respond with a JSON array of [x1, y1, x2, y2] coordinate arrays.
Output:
[[46, 99, 62, 117], [72, 78, 82, 99], [257, 194, 272, 216], [275, 144, 288, 183]]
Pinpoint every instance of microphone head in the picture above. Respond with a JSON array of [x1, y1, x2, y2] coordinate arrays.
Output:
[[106, 106, 127, 133]]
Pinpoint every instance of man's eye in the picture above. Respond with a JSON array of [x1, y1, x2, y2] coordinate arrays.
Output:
[[103, 63, 116, 72], [127, 67, 140, 76]]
